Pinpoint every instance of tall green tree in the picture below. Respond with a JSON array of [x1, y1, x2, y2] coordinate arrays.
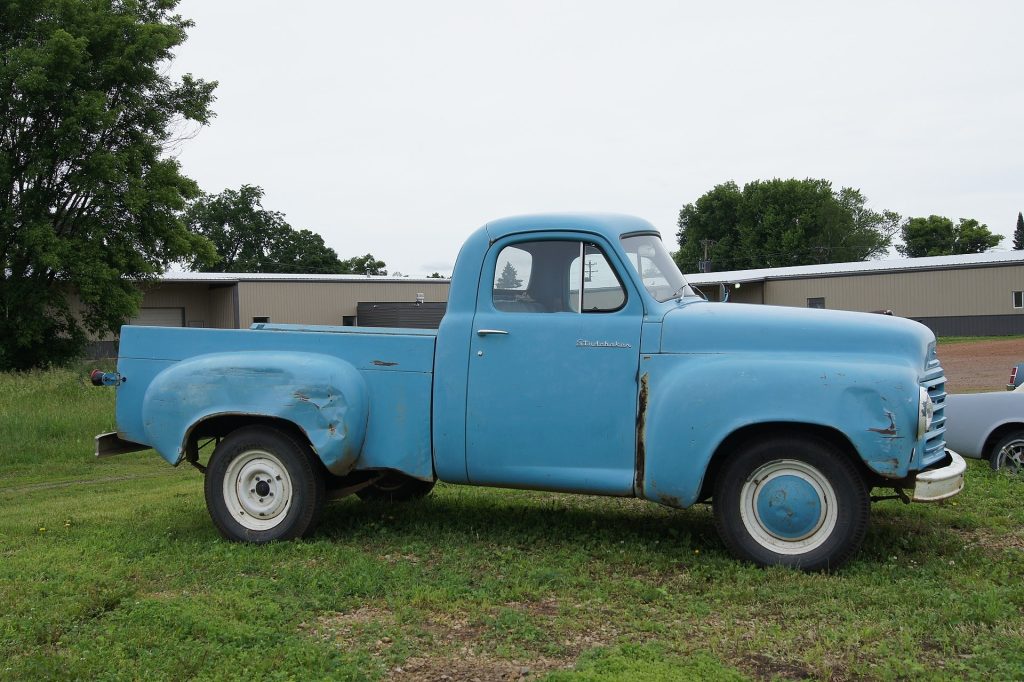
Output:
[[338, 253, 387, 276], [187, 185, 384, 274], [675, 179, 898, 273], [1014, 211, 1024, 250], [896, 215, 1003, 257], [0, 0, 217, 369]]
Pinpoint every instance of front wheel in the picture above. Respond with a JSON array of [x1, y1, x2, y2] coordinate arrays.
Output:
[[713, 436, 869, 572], [204, 425, 326, 542], [989, 430, 1024, 474]]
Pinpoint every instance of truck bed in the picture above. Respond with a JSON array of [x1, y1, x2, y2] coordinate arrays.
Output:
[[115, 324, 437, 478]]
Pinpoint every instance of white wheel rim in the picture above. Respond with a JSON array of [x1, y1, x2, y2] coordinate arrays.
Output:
[[223, 449, 293, 531], [739, 459, 838, 555], [995, 439, 1024, 473]]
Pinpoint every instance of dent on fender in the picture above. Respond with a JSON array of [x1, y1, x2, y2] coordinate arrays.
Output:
[[141, 351, 369, 475]]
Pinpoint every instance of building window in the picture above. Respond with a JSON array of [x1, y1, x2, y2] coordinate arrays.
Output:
[[253, 316, 270, 324], [1014, 291, 1023, 309], [807, 297, 825, 309], [342, 315, 356, 326]]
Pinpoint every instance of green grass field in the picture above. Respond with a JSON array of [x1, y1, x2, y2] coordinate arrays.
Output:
[[1, 369, 1022, 680]]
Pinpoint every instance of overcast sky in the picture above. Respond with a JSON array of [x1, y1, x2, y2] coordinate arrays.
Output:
[[169, 0, 1024, 277]]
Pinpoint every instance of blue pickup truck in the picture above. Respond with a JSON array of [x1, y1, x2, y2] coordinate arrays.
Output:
[[95, 214, 964, 571]]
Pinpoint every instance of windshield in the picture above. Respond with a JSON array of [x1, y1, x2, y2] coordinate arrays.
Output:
[[620, 234, 693, 302]]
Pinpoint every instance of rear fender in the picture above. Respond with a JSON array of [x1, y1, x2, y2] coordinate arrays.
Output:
[[142, 351, 368, 475]]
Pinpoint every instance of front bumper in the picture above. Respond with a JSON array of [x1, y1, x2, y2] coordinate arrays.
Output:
[[911, 449, 966, 502]]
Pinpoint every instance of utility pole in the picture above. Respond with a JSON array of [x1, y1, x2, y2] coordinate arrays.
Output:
[[699, 239, 716, 273]]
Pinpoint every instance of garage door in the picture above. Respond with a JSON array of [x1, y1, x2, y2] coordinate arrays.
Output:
[[129, 307, 185, 327]]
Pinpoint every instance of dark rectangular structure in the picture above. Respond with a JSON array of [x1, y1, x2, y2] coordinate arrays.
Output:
[[357, 302, 448, 329]]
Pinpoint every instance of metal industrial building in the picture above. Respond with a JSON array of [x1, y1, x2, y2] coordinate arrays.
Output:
[[685, 250, 1024, 336], [80, 272, 450, 356]]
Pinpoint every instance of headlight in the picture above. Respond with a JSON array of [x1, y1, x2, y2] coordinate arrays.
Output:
[[918, 386, 934, 438]]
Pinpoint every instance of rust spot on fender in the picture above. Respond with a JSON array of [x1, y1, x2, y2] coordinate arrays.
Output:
[[635, 372, 649, 495], [658, 494, 682, 508], [328, 423, 337, 435], [372, 360, 399, 367], [868, 410, 898, 437], [294, 391, 311, 402]]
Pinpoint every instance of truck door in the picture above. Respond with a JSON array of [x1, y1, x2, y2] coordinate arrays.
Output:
[[466, 237, 642, 495]]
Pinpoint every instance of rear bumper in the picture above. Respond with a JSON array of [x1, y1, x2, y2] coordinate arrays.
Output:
[[95, 432, 150, 458], [911, 449, 966, 502]]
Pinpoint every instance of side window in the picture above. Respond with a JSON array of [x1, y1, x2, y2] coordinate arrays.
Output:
[[491, 240, 625, 313], [492, 242, 544, 313], [570, 243, 626, 312]]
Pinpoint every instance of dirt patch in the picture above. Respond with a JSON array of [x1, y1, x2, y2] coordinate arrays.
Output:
[[739, 653, 817, 681], [937, 338, 1023, 394], [301, 606, 394, 651], [389, 656, 555, 681], [952, 526, 1024, 553], [303, 601, 614, 681]]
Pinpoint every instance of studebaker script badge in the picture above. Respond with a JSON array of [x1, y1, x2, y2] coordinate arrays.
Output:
[[576, 340, 632, 349]]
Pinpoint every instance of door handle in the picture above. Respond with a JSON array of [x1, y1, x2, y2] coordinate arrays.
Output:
[[476, 329, 509, 336]]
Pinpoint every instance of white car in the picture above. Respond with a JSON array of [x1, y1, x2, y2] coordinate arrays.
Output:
[[945, 389, 1024, 473]]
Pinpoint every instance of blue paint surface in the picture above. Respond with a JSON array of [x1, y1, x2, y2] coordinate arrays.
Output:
[[756, 475, 822, 539], [108, 213, 945, 508]]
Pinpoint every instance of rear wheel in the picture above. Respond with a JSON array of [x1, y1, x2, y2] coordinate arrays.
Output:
[[713, 436, 869, 571], [204, 425, 325, 542], [356, 471, 435, 502], [989, 430, 1024, 474]]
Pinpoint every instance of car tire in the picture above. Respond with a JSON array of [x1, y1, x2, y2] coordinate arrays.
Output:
[[204, 425, 325, 542], [989, 430, 1024, 474], [713, 436, 869, 572], [356, 471, 435, 502]]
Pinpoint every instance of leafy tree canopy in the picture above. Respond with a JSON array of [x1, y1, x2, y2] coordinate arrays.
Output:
[[338, 253, 387, 276], [187, 185, 386, 275], [896, 215, 1003, 257], [0, 0, 217, 369], [1014, 211, 1023, 251], [674, 179, 899, 273]]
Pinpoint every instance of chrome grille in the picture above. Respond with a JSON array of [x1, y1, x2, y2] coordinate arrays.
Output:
[[920, 356, 947, 467]]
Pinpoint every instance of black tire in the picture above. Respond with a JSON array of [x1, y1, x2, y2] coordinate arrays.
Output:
[[356, 471, 435, 502], [204, 425, 325, 543], [713, 436, 869, 572], [989, 429, 1024, 474]]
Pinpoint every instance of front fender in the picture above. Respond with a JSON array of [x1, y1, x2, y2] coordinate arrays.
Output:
[[639, 353, 922, 507], [142, 351, 368, 475]]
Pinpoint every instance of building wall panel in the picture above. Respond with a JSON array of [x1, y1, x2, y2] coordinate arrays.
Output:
[[237, 281, 450, 327], [208, 285, 237, 329], [764, 264, 1024, 318]]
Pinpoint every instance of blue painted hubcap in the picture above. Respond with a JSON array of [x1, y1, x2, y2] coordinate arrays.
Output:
[[755, 474, 823, 540]]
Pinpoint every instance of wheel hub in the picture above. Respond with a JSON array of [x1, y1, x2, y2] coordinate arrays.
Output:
[[223, 450, 293, 531], [739, 459, 838, 555], [754, 474, 824, 540]]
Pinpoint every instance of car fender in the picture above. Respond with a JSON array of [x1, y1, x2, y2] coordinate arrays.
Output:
[[142, 351, 368, 475], [945, 391, 1024, 459], [638, 353, 922, 507]]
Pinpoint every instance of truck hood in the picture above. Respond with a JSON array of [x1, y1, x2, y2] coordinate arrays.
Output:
[[659, 301, 934, 366]]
